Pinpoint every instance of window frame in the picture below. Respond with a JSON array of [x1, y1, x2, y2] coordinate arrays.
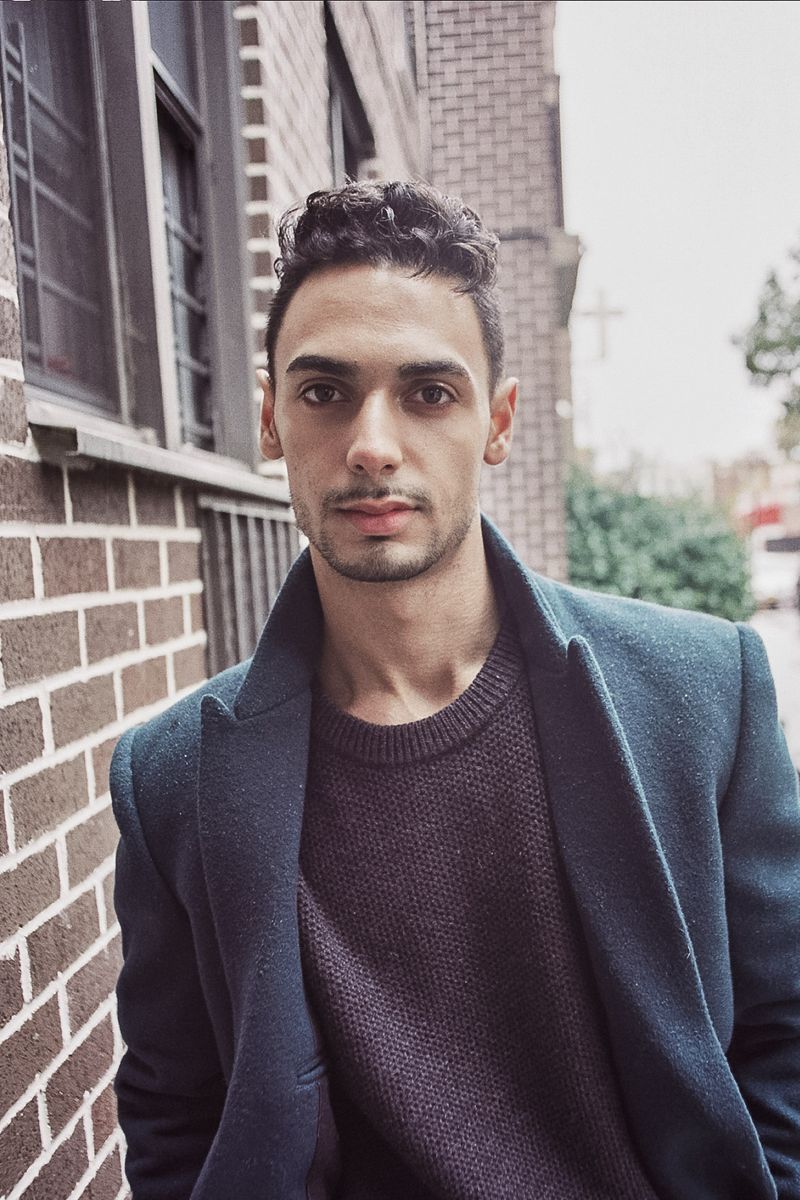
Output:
[[2, 0, 261, 489]]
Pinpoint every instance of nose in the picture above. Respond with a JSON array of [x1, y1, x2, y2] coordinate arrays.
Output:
[[345, 392, 402, 478]]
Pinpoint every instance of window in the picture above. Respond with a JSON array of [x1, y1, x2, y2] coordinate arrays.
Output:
[[325, 6, 374, 186], [0, 0, 257, 472], [0, 2, 118, 412]]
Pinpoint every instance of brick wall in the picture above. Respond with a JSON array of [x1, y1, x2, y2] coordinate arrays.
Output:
[[425, 0, 570, 576], [0, 102, 206, 1200], [0, 456, 207, 1192], [237, 0, 422, 387]]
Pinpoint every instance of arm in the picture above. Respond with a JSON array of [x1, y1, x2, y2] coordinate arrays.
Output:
[[111, 728, 226, 1200], [723, 624, 800, 1197]]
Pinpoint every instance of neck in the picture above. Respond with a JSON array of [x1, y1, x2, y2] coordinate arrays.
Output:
[[313, 517, 501, 724]]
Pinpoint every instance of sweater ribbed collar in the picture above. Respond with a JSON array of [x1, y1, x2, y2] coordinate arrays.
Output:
[[311, 614, 522, 765]]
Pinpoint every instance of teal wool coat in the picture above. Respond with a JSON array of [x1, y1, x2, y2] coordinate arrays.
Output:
[[111, 517, 800, 1200]]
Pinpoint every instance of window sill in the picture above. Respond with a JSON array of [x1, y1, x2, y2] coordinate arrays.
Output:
[[27, 394, 291, 503]]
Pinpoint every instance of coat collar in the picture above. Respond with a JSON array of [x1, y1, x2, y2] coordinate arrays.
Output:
[[232, 514, 569, 722]]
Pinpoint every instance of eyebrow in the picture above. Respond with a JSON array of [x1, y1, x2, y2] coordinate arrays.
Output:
[[396, 359, 471, 382], [285, 354, 359, 378], [285, 354, 471, 383]]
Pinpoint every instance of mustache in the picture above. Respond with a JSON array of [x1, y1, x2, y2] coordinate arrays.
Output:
[[322, 486, 432, 512]]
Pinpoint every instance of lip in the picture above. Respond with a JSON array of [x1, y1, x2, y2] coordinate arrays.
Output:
[[339, 502, 416, 536], [340, 500, 414, 515]]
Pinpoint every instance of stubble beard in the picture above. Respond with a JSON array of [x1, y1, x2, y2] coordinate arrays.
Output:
[[290, 488, 477, 584]]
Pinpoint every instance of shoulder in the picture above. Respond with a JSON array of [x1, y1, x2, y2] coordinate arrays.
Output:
[[534, 572, 742, 671], [529, 575, 748, 782], [110, 659, 250, 877]]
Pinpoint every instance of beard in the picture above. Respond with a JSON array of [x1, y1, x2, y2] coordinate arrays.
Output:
[[290, 484, 477, 583]]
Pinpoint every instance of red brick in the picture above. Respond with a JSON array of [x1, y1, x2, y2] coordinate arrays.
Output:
[[0, 948, 24, 1025], [66, 807, 118, 887], [112, 539, 161, 589], [0, 611, 81, 685], [91, 1081, 119, 1152], [0, 1100, 41, 1193], [167, 540, 200, 583], [0, 457, 65, 523], [0, 845, 60, 940], [0, 294, 21, 358], [239, 15, 259, 45], [69, 465, 130, 525], [40, 538, 108, 597], [0, 996, 62, 1112], [0, 536, 35, 602], [0, 696, 44, 772], [143, 596, 183, 643], [50, 674, 116, 748], [247, 136, 267, 166], [27, 889, 101, 995], [190, 590, 205, 632], [65, 937, 121, 1035], [92, 737, 117, 801], [10, 754, 88, 847], [23, 1120, 87, 1200], [134, 477, 176, 526], [0, 374, 26, 443], [85, 602, 139, 663], [245, 95, 266, 126], [47, 1015, 114, 1136], [83, 1147, 123, 1198], [121, 655, 168, 714], [242, 56, 262, 86], [249, 173, 268, 203], [174, 644, 207, 692]]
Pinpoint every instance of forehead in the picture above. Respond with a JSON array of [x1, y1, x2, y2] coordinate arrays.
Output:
[[274, 264, 489, 390]]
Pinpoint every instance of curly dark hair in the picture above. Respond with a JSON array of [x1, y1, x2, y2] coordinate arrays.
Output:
[[265, 180, 504, 391]]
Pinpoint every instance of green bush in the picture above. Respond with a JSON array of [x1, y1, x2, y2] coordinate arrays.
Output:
[[566, 470, 755, 622]]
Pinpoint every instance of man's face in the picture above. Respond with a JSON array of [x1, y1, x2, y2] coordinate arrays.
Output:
[[260, 264, 516, 584]]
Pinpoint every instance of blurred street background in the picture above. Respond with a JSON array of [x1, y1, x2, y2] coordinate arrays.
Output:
[[557, 0, 800, 765]]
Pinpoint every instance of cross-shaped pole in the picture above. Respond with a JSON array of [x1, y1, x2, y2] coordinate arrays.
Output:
[[573, 288, 624, 360]]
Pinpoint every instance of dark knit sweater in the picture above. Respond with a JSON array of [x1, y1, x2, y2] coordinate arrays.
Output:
[[297, 617, 658, 1199]]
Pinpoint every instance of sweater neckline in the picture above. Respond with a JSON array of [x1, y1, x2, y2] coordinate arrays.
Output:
[[311, 614, 523, 765]]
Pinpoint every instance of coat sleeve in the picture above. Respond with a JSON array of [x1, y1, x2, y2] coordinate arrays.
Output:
[[111, 727, 226, 1200], [723, 623, 800, 1198]]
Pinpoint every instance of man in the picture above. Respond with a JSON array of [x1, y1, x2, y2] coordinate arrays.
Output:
[[111, 181, 800, 1200]]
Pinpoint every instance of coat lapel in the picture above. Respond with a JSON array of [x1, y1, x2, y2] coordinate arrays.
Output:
[[197, 550, 323, 1083]]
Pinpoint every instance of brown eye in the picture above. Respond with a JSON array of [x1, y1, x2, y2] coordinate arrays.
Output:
[[415, 385, 451, 407], [303, 384, 342, 404]]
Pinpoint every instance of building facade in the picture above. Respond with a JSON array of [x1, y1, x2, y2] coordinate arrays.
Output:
[[0, 2, 576, 1194]]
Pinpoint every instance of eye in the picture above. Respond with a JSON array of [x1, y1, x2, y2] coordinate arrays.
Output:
[[410, 384, 454, 408], [300, 383, 345, 405]]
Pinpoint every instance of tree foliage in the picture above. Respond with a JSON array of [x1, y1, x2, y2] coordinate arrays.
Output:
[[566, 470, 755, 622], [738, 240, 800, 452]]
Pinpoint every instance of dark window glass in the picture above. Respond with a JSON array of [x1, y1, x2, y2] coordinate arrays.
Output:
[[0, 2, 116, 410], [326, 12, 373, 187], [158, 100, 212, 450], [148, 0, 197, 105]]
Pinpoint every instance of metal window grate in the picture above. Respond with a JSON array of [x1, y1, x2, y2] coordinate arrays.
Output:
[[198, 496, 302, 676]]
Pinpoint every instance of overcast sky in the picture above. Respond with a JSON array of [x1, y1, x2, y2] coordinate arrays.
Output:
[[555, 0, 800, 472]]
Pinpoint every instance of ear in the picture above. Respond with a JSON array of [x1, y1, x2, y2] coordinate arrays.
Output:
[[484, 377, 517, 466], [257, 369, 283, 460]]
